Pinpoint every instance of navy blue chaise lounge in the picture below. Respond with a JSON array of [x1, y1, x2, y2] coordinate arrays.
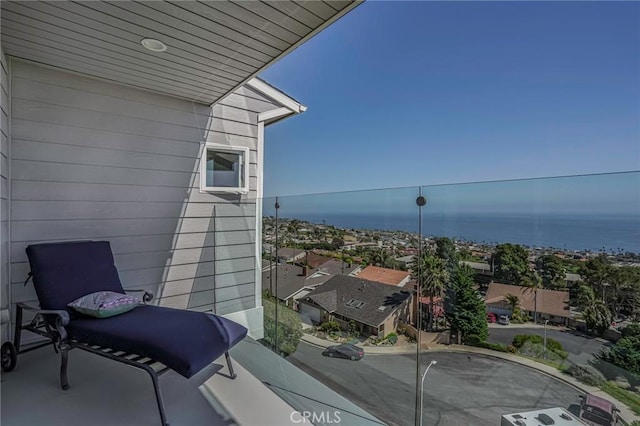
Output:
[[2, 240, 248, 425]]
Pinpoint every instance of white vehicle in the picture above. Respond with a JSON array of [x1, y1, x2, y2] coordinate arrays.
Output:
[[498, 315, 510, 325]]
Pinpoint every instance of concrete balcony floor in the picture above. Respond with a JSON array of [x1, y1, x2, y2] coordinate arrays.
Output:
[[1, 342, 234, 426], [1, 337, 380, 426]]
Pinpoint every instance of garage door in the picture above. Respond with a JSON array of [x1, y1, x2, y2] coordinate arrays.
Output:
[[299, 302, 321, 325]]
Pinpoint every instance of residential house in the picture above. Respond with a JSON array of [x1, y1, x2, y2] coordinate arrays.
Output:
[[356, 265, 411, 287], [417, 296, 445, 330], [276, 247, 306, 264], [565, 273, 582, 286], [485, 282, 571, 325], [262, 257, 360, 309], [461, 260, 493, 276], [298, 275, 414, 338], [396, 254, 416, 269]]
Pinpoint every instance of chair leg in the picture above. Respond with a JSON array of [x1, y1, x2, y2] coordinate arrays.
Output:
[[60, 345, 70, 390], [224, 352, 237, 379], [146, 367, 168, 426]]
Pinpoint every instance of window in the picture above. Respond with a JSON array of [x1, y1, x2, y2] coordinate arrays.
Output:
[[200, 144, 249, 194]]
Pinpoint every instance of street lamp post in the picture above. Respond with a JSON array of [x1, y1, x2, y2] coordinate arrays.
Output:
[[419, 360, 437, 426], [543, 320, 549, 359]]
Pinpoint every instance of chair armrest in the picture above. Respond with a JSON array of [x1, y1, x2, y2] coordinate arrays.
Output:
[[124, 290, 154, 303], [16, 302, 70, 326]]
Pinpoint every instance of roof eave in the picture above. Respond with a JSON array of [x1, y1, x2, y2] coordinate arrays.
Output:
[[211, 0, 363, 107]]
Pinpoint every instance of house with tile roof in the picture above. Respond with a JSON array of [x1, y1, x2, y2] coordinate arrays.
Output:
[[485, 282, 571, 325], [356, 265, 412, 287], [298, 275, 415, 338]]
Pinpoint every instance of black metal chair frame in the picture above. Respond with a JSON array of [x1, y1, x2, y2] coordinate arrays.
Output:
[[2, 290, 237, 426]]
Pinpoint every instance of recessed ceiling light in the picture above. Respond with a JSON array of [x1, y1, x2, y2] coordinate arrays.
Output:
[[141, 38, 167, 52]]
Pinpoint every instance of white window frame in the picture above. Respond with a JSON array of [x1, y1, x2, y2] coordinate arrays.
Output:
[[200, 143, 250, 194]]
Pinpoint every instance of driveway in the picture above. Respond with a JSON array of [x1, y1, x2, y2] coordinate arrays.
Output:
[[487, 326, 612, 365], [287, 342, 582, 426]]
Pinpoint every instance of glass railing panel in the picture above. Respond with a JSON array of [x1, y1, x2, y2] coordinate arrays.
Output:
[[419, 171, 640, 425], [258, 187, 423, 426]]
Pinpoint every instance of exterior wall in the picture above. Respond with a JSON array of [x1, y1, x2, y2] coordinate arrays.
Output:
[[0, 48, 10, 341], [7, 59, 282, 336], [381, 299, 412, 338], [486, 303, 512, 317]]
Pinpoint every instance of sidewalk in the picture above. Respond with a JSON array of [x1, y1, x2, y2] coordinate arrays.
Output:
[[299, 334, 639, 424]]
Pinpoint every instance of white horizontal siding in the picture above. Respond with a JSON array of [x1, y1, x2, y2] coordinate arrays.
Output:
[[0, 48, 9, 343], [8, 60, 278, 316]]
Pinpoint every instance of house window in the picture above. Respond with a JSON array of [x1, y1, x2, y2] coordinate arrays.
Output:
[[201, 144, 249, 194]]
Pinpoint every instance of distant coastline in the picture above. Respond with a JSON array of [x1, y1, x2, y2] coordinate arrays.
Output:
[[280, 212, 640, 254]]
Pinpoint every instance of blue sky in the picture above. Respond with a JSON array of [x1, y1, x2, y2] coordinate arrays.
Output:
[[260, 1, 640, 197]]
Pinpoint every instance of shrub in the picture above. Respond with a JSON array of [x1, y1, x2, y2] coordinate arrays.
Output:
[[480, 342, 509, 352], [466, 335, 508, 352], [568, 364, 606, 387], [262, 296, 302, 356], [385, 332, 398, 345], [348, 320, 360, 337], [512, 334, 531, 348], [599, 336, 640, 376], [319, 321, 341, 333], [512, 334, 566, 358], [506, 345, 518, 354], [621, 323, 640, 338]]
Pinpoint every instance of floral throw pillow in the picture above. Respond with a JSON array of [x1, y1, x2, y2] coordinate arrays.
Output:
[[68, 291, 141, 318]]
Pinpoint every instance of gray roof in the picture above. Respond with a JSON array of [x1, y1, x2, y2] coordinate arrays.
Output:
[[262, 264, 330, 300], [460, 261, 491, 270], [304, 275, 413, 328], [313, 259, 359, 276], [276, 247, 305, 259], [565, 273, 582, 282]]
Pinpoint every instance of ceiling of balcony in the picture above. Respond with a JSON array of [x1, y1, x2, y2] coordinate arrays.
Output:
[[1, 0, 358, 104]]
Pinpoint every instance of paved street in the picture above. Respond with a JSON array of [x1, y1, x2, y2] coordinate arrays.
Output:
[[487, 326, 612, 365], [288, 342, 582, 426]]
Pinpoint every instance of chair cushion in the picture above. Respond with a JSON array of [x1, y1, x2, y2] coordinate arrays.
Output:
[[26, 241, 124, 311], [68, 291, 142, 318], [66, 305, 248, 378]]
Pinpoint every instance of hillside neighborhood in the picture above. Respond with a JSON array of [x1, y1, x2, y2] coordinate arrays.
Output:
[[263, 217, 640, 340], [261, 216, 640, 424]]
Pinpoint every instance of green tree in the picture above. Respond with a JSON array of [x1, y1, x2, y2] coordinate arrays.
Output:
[[581, 254, 612, 289], [435, 237, 458, 274], [523, 271, 543, 323], [492, 243, 530, 284], [444, 266, 488, 343], [504, 294, 520, 316], [608, 266, 640, 318], [599, 336, 640, 376], [412, 253, 449, 331], [536, 255, 566, 289], [262, 293, 303, 356], [371, 248, 396, 269], [578, 285, 611, 335]]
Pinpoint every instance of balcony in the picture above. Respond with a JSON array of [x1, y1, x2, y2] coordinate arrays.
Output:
[[1, 172, 638, 426], [0, 2, 637, 424]]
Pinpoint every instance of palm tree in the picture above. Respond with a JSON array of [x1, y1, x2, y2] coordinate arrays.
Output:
[[412, 253, 449, 331], [578, 285, 611, 335], [371, 248, 390, 268], [504, 293, 520, 318], [523, 271, 543, 323]]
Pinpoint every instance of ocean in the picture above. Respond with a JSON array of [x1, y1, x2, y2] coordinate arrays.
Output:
[[284, 212, 640, 253]]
